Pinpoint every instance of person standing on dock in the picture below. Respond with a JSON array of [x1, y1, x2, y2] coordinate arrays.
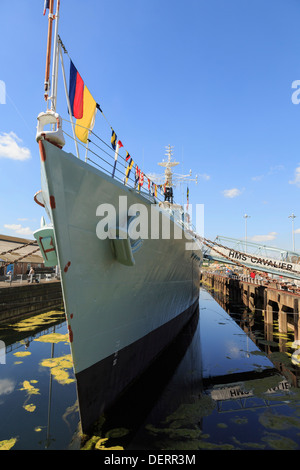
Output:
[[28, 267, 38, 283], [28, 267, 34, 283]]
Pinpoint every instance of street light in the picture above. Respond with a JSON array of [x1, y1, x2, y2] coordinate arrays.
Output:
[[243, 214, 250, 252], [288, 213, 296, 251]]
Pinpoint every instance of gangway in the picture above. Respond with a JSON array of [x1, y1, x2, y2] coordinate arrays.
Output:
[[200, 235, 300, 281]]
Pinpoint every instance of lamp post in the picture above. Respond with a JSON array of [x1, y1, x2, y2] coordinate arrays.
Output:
[[243, 214, 250, 252], [288, 213, 296, 251]]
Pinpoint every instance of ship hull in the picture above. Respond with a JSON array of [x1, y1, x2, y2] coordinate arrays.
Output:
[[38, 140, 202, 432], [76, 298, 198, 433]]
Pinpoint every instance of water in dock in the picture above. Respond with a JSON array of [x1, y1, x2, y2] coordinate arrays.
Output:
[[0, 286, 300, 450]]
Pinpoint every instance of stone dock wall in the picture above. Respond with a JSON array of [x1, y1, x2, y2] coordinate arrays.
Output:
[[201, 271, 300, 342], [0, 281, 63, 323]]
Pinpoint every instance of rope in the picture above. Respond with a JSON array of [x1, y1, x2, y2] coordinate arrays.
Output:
[[0, 240, 37, 257], [200, 237, 248, 270], [2, 247, 41, 265], [14, 247, 41, 263]]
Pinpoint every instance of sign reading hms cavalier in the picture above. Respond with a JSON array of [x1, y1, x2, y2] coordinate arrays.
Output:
[[211, 246, 300, 277]]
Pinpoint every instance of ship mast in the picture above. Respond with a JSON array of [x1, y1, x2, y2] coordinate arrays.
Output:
[[44, 0, 61, 111], [157, 145, 179, 203], [148, 145, 198, 205], [36, 0, 65, 149]]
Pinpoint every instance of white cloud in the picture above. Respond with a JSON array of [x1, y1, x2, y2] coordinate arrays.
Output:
[[250, 231, 277, 242], [4, 224, 33, 237], [268, 164, 284, 174], [199, 173, 210, 180], [0, 132, 31, 161], [294, 228, 300, 234], [289, 165, 300, 187], [0, 379, 15, 396], [251, 165, 284, 182], [223, 188, 241, 198]]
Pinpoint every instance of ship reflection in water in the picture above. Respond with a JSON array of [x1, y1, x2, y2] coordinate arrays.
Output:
[[1, 287, 300, 450]]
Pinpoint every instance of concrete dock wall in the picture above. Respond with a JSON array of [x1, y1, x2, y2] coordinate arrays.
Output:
[[201, 272, 300, 342], [0, 281, 63, 323]]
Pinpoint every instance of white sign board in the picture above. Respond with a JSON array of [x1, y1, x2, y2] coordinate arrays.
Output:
[[211, 246, 300, 277]]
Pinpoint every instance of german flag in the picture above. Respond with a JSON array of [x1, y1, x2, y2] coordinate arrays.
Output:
[[69, 60, 97, 143], [69, 61, 84, 119]]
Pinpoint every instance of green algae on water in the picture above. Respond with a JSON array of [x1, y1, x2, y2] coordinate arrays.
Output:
[[262, 432, 298, 450]]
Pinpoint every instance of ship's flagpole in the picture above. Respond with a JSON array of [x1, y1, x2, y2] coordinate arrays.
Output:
[[50, 0, 61, 112], [59, 44, 80, 159], [37, 0, 65, 150], [44, 0, 54, 104], [85, 130, 91, 162]]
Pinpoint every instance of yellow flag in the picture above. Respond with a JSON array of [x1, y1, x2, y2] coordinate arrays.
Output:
[[125, 158, 134, 185], [75, 86, 97, 143]]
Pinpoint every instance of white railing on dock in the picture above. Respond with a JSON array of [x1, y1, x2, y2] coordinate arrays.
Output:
[[203, 271, 300, 293], [1, 273, 58, 286]]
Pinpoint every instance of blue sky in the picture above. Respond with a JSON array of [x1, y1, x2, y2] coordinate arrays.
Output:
[[0, 0, 300, 251]]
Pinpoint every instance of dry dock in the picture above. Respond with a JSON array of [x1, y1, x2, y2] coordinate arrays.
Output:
[[0, 280, 63, 323], [201, 271, 300, 342]]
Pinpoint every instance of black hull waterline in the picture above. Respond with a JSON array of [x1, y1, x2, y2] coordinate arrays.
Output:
[[76, 298, 199, 434]]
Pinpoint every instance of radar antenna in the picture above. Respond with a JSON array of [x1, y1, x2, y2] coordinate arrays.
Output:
[[148, 145, 198, 204]]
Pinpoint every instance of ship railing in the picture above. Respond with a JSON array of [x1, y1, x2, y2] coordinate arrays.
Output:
[[61, 119, 166, 205], [58, 119, 197, 236]]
